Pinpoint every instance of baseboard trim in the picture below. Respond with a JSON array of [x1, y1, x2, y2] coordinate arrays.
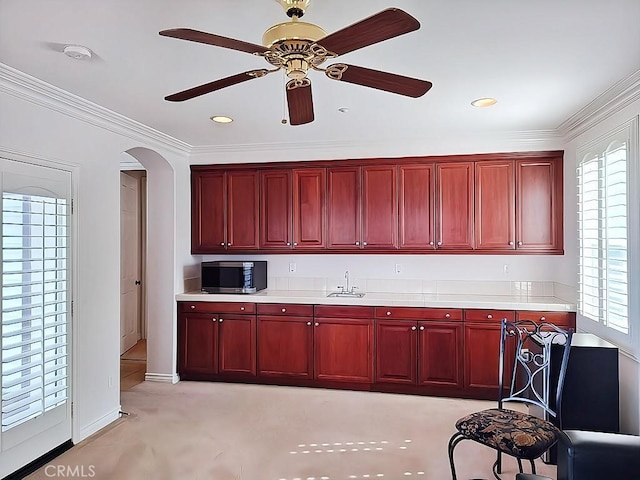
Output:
[[77, 407, 120, 443], [144, 372, 180, 384]]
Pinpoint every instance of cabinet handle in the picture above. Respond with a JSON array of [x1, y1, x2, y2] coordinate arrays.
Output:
[[293, 242, 298, 246], [540, 316, 546, 321], [190, 305, 195, 309], [437, 241, 443, 246], [314, 322, 319, 327], [240, 306, 245, 311], [517, 241, 523, 246], [219, 318, 223, 323], [386, 311, 392, 316], [508, 241, 514, 246], [487, 314, 493, 319], [429, 241, 434, 246], [411, 326, 417, 331], [355, 241, 360, 246], [286, 242, 291, 246], [363, 242, 368, 246], [306, 321, 312, 326], [445, 313, 451, 319], [419, 326, 425, 331], [281, 308, 287, 313], [228, 243, 232, 247], [220, 242, 225, 246], [212, 317, 217, 322]]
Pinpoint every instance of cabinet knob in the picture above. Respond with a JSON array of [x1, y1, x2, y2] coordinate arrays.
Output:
[[240, 306, 245, 311], [228, 243, 232, 246], [445, 313, 451, 319], [419, 326, 425, 331], [314, 322, 319, 327], [286, 242, 291, 246], [487, 314, 493, 319], [508, 241, 514, 246], [219, 318, 223, 323], [363, 242, 368, 246], [437, 241, 443, 246], [190, 305, 195, 309], [386, 311, 392, 316], [540, 316, 546, 321], [517, 241, 523, 246], [355, 241, 360, 246], [429, 241, 434, 246], [411, 326, 417, 331], [293, 242, 298, 246], [220, 242, 225, 246], [212, 317, 216, 322], [281, 308, 286, 313]]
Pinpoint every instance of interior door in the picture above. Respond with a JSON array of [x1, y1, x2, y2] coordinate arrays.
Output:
[[120, 172, 140, 354], [0, 158, 73, 478]]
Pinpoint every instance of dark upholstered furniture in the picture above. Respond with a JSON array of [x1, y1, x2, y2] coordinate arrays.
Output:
[[516, 430, 640, 480], [448, 319, 573, 480]]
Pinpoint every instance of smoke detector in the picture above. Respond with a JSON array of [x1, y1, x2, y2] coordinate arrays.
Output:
[[63, 45, 92, 60]]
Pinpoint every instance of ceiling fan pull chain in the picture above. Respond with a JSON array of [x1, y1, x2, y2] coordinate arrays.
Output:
[[281, 70, 288, 124]]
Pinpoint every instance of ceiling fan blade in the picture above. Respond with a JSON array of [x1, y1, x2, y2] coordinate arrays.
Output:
[[325, 64, 432, 98], [159, 28, 269, 55], [316, 8, 419, 56], [165, 69, 272, 102], [286, 80, 314, 126]]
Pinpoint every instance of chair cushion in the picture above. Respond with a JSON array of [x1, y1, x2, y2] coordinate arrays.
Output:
[[455, 408, 560, 459]]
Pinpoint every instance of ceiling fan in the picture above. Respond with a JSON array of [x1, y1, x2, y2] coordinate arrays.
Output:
[[159, 0, 432, 125]]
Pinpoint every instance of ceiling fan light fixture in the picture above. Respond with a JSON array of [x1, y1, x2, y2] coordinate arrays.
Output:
[[210, 115, 233, 124], [471, 97, 497, 107]]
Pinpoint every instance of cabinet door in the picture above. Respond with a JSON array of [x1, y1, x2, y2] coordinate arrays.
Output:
[[327, 167, 361, 249], [217, 314, 256, 376], [418, 322, 463, 388], [257, 316, 313, 378], [191, 172, 226, 253], [293, 168, 326, 249], [227, 170, 259, 250], [399, 164, 435, 249], [436, 162, 474, 250], [375, 320, 417, 384], [362, 165, 397, 249], [516, 159, 562, 252], [260, 170, 292, 249], [314, 318, 374, 383], [178, 313, 218, 376], [475, 161, 515, 250]]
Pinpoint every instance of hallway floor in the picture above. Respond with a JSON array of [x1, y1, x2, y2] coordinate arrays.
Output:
[[120, 339, 146, 391]]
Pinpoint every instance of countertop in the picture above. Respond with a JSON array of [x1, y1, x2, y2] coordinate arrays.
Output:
[[176, 290, 576, 312]]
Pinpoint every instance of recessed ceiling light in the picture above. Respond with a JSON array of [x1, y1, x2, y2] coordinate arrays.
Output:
[[63, 45, 92, 60], [210, 116, 233, 124], [471, 97, 497, 107]]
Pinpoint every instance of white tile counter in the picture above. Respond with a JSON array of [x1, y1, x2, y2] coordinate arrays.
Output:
[[176, 289, 576, 312]]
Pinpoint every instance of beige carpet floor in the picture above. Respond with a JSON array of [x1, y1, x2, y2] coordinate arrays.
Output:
[[26, 382, 557, 480]]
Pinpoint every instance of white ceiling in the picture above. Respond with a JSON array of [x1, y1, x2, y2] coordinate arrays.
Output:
[[2, 0, 640, 149]]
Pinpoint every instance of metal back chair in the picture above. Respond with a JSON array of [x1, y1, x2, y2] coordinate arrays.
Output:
[[448, 318, 573, 480]]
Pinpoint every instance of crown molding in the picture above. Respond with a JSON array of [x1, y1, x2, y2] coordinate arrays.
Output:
[[0, 63, 191, 156], [558, 69, 640, 142]]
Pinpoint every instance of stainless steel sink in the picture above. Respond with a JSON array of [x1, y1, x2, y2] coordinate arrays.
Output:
[[327, 291, 365, 298]]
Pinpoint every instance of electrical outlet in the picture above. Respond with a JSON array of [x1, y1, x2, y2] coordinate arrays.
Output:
[[503, 264, 509, 275], [289, 262, 296, 273], [395, 263, 402, 274]]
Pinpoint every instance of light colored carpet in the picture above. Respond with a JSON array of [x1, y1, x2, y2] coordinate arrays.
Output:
[[26, 382, 557, 480]]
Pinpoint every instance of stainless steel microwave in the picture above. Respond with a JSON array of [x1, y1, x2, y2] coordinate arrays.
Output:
[[201, 261, 267, 294]]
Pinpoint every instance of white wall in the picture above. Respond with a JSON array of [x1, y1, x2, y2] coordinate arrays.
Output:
[[0, 77, 189, 443], [561, 98, 640, 434]]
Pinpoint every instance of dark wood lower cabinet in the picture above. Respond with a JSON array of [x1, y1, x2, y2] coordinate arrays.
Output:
[[257, 315, 313, 379], [375, 320, 417, 384], [418, 321, 464, 389], [178, 313, 218, 376], [218, 314, 256, 376]]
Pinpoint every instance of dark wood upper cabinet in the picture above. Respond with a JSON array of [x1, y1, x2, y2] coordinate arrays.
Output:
[[436, 162, 474, 250], [399, 164, 435, 249], [227, 170, 259, 250], [475, 161, 516, 250], [260, 170, 292, 249], [362, 165, 397, 249], [293, 168, 326, 249], [327, 167, 361, 249], [516, 159, 562, 252], [191, 171, 226, 253]]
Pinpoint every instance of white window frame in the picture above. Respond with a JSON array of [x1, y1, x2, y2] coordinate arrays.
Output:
[[577, 116, 640, 357]]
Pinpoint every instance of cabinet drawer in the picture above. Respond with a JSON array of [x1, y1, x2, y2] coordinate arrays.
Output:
[[314, 305, 373, 319], [375, 307, 462, 321], [516, 311, 575, 328], [464, 309, 515, 322], [257, 303, 314, 316], [179, 302, 256, 314]]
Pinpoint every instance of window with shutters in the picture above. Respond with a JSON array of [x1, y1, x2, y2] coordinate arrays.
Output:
[[577, 117, 639, 353], [1, 192, 69, 432]]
